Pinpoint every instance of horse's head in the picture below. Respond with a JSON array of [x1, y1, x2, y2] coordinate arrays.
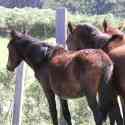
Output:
[[7, 30, 24, 72], [7, 30, 54, 71], [66, 22, 111, 49], [102, 20, 125, 50], [66, 22, 125, 51]]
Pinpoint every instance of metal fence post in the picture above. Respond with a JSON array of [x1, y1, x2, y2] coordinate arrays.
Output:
[[12, 62, 26, 125], [56, 7, 68, 46], [56, 7, 68, 125]]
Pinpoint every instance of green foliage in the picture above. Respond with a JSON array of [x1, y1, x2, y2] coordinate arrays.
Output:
[[0, 70, 15, 125], [0, 7, 124, 39], [43, 0, 125, 16], [0, 7, 55, 39], [1, 0, 125, 16]]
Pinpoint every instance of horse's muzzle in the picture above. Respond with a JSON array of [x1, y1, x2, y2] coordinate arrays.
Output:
[[6, 64, 14, 72]]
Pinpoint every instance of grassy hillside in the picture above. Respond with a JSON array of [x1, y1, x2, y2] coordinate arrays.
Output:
[[0, 37, 8, 69]]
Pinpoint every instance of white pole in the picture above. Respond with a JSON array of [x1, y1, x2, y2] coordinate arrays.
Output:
[[56, 7, 68, 125], [12, 62, 26, 125], [56, 7, 68, 46]]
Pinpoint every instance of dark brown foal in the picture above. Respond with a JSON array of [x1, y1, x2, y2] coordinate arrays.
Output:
[[7, 30, 113, 125]]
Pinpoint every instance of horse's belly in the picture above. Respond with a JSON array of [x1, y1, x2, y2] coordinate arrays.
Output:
[[50, 80, 84, 99], [116, 68, 125, 97]]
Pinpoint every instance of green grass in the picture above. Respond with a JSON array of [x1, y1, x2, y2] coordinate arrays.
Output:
[[0, 37, 9, 69]]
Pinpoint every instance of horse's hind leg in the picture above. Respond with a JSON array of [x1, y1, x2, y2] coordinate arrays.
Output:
[[108, 108, 116, 125], [86, 95, 104, 125], [109, 102, 123, 125], [60, 99, 72, 125], [45, 94, 72, 125]]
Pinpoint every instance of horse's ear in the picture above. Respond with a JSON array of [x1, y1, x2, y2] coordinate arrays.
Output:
[[103, 19, 108, 32], [118, 22, 125, 31], [68, 22, 74, 34]]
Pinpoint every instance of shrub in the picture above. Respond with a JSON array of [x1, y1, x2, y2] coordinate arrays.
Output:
[[0, 7, 123, 39]]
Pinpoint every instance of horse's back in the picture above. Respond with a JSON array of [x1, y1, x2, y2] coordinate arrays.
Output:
[[49, 49, 113, 98]]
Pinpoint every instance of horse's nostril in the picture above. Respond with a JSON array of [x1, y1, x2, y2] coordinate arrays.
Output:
[[6, 64, 9, 70]]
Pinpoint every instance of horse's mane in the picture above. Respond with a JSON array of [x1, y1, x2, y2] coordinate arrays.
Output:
[[74, 23, 100, 36], [12, 30, 57, 48]]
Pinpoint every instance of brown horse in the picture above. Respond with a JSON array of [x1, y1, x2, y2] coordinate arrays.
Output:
[[67, 22, 110, 50], [66, 22, 125, 125], [102, 20, 125, 51], [102, 21, 125, 97], [7, 30, 114, 125], [108, 45, 125, 125]]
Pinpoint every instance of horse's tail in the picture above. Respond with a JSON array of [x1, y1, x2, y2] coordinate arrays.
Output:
[[98, 61, 124, 124], [97, 61, 114, 121]]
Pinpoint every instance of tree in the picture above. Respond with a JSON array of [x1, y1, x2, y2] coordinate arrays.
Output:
[[0, 0, 44, 8], [44, 0, 86, 13], [43, 0, 125, 16]]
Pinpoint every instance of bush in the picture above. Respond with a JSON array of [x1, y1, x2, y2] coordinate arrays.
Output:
[[0, 7, 55, 39], [0, 69, 15, 125], [0, 7, 124, 39]]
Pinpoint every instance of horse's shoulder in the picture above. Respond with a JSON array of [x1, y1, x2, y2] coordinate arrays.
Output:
[[50, 51, 75, 66]]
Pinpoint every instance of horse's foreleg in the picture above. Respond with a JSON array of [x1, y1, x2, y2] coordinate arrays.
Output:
[[38, 76, 58, 125], [60, 99, 72, 125], [44, 89, 58, 125]]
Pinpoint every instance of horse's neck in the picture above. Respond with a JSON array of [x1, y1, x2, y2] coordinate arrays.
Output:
[[94, 32, 110, 48], [107, 35, 125, 52], [48, 46, 66, 58], [19, 43, 39, 70]]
